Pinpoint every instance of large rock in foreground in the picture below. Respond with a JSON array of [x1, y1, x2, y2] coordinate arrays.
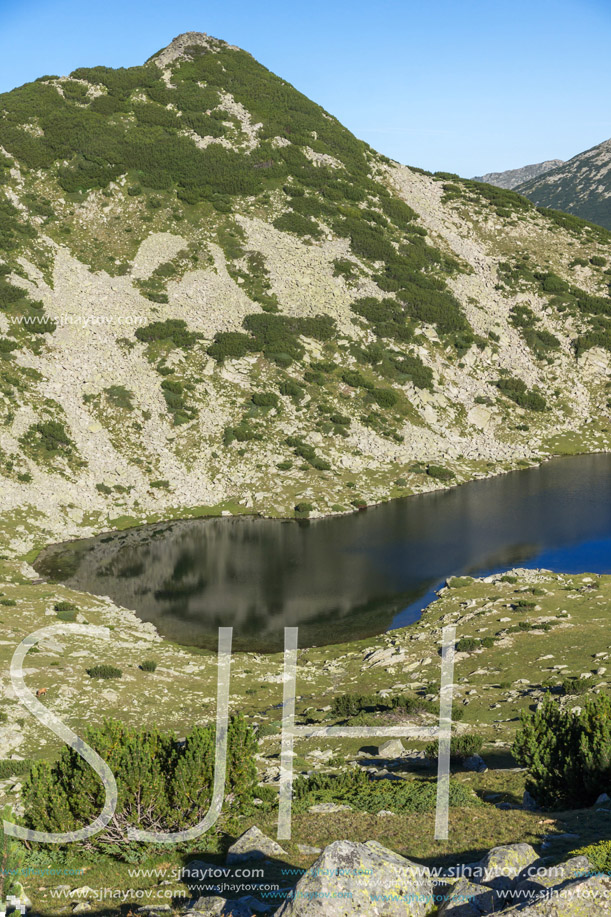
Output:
[[475, 844, 539, 891], [274, 840, 433, 916], [503, 874, 611, 915]]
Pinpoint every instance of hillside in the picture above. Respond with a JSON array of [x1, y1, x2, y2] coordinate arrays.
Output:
[[518, 138, 611, 230], [0, 32, 611, 554], [473, 159, 563, 190]]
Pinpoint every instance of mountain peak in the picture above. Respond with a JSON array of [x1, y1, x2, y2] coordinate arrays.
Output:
[[473, 159, 564, 191], [149, 31, 237, 69], [518, 137, 611, 229]]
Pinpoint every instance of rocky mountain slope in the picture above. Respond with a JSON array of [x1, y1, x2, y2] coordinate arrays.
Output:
[[0, 32, 610, 553], [473, 159, 563, 190], [518, 138, 611, 230]]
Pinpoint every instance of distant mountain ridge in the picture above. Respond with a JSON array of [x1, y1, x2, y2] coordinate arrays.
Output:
[[517, 138, 611, 230], [473, 160, 564, 190]]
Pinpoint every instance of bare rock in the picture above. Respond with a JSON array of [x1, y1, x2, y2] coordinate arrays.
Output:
[[226, 826, 288, 864], [274, 839, 433, 916]]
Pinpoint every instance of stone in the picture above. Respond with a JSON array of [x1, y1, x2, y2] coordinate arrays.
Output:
[[515, 855, 592, 897], [186, 897, 251, 917], [274, 840, 433, 916], [438, 878, 496, 916], [70, 887, 96, 898], [377, 739, 405, 758], [226, 826, 288, 864], [504, 875, 611, 915], [522, 790, 539, 811], [463, 754, 487, 773], [476, 844, 539, 891], [136, 908, 172, 916], [596, 793, 611, 805], [296, 843, 322, 855], [308, 802, 352, 814]]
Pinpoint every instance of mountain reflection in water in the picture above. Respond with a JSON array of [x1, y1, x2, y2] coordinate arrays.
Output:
[[35, 454, 611, 652]]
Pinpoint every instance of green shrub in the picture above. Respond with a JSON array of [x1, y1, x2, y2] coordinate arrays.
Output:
[[87, 664, 122, 680], [161, 379, 183, 395], [104, 385, 134, 410], [333, 258, 359, 278], [135, 319, 200, 350], [571, 841, 611, 874], [341, 369, 374, 391], [392, 354, 433, 390], [251, 392, 279, 408], [372, 388, 398, 408], [331, 694, 377, 718], [495, 377, 547, 411], [285, 435, 330, 470], [56, 608, 77, 622], [273, 211, 322, 239], [207, 331, 257, 362], [456, 637, 480, 653], [561, 676, 588, 696], [425, 733, 484, 762], [293, 767, 478, 814], [140, 660, 157, 673], [427, 464, 455, 482], [540, 272, 569, 294], [294, 502, 313, 516], [22, 420, 74, 456], [278, 379, 304, 402], [257, 721, 281, 738], [591, 256, 607, 267], [209, 313, 335, 366], [22, 716, 257, 850], [513, 693, 611, 808], [223, 423, 262, 445], [448, 576, 474, 588], [391, 694, 436, 715], [0, 759, 33, 778]]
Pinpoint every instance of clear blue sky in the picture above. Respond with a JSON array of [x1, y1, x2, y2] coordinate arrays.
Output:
[[0, 0, 610, 176]]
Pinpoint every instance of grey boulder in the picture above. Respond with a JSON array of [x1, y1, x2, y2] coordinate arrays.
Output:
[[475, 844, 539, 891], [438, 877, 496, 916], [274, 839, 433, 916], [226, 826, 288, 864]]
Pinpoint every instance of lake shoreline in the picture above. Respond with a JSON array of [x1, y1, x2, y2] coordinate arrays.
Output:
[[29, 445, 610, 562], [32, 450, 611, 653]]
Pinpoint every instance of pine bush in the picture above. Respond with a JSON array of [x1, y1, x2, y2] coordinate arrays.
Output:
[[513, 693, 611, 808], [22, 716, 257, 851]]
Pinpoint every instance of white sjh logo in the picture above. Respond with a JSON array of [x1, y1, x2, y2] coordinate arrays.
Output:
[[5, 624, 456, 844]]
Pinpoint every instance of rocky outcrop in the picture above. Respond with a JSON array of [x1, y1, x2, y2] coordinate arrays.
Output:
[[273, 840, 433, 916]]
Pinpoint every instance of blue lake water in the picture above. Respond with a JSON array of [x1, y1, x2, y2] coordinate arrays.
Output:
[[35, 453, 611, 652]]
